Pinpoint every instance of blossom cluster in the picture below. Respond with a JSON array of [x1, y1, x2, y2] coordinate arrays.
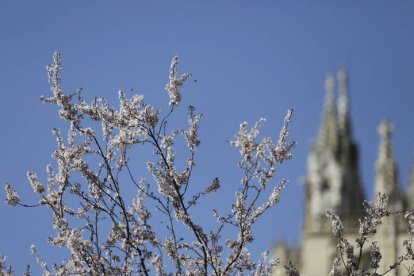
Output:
[[0, 256, 13, 276], [326, 193, 414, 275]]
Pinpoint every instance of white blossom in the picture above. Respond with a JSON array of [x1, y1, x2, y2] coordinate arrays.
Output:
[[329, 258, 341, 276], [405, 211, 414, 235], [4, 183, 20, 206], [0, 255, 13, 276], [165, 56, 191, 107], [370, 242, 381, 270], [325, 210, 344, 238], [183, 106, 201, 153], [27, 172, 44, 194]]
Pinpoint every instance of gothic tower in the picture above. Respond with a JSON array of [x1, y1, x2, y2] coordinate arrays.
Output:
[[374, 120, 403, 210], [373, 120, 405, 275], [300, 67, 365, 275], [272, 68, 414, 276], [303, 67, 364, 233]]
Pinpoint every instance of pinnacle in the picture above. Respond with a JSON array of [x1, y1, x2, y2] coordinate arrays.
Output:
[[378, 119, 394, 161], [374, 119, 402, 208], [317, 74, 338, 151], [337, 66, 350, 138]]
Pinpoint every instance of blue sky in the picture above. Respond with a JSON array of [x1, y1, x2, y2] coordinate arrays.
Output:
[[1, 1, 414, 273]]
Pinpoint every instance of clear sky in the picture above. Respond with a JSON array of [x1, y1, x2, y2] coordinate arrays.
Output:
[[1, 1, 414, 273]]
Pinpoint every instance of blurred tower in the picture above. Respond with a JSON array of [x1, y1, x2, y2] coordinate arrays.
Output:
[[374, 120, 403, 210], [300, 67, 365, 275], [273, 68, 413, 275], [373, 120, 408, 275]]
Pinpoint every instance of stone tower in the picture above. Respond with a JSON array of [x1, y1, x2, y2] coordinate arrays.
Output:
[[272, 68, 413, 275], [374, 120, 403, 210], [300, 67, 365, 275], [373, 120, 407, 275], [304, 67, 364, 231]]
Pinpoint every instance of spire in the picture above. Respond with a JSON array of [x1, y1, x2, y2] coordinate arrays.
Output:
[[317, 74, 338, 153], [337, 66, 351, 139], [374, 120, 402, 209]]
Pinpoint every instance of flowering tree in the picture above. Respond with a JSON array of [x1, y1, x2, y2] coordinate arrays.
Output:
[[4, 53, 413, 276], [2, 52, 295, 275]]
